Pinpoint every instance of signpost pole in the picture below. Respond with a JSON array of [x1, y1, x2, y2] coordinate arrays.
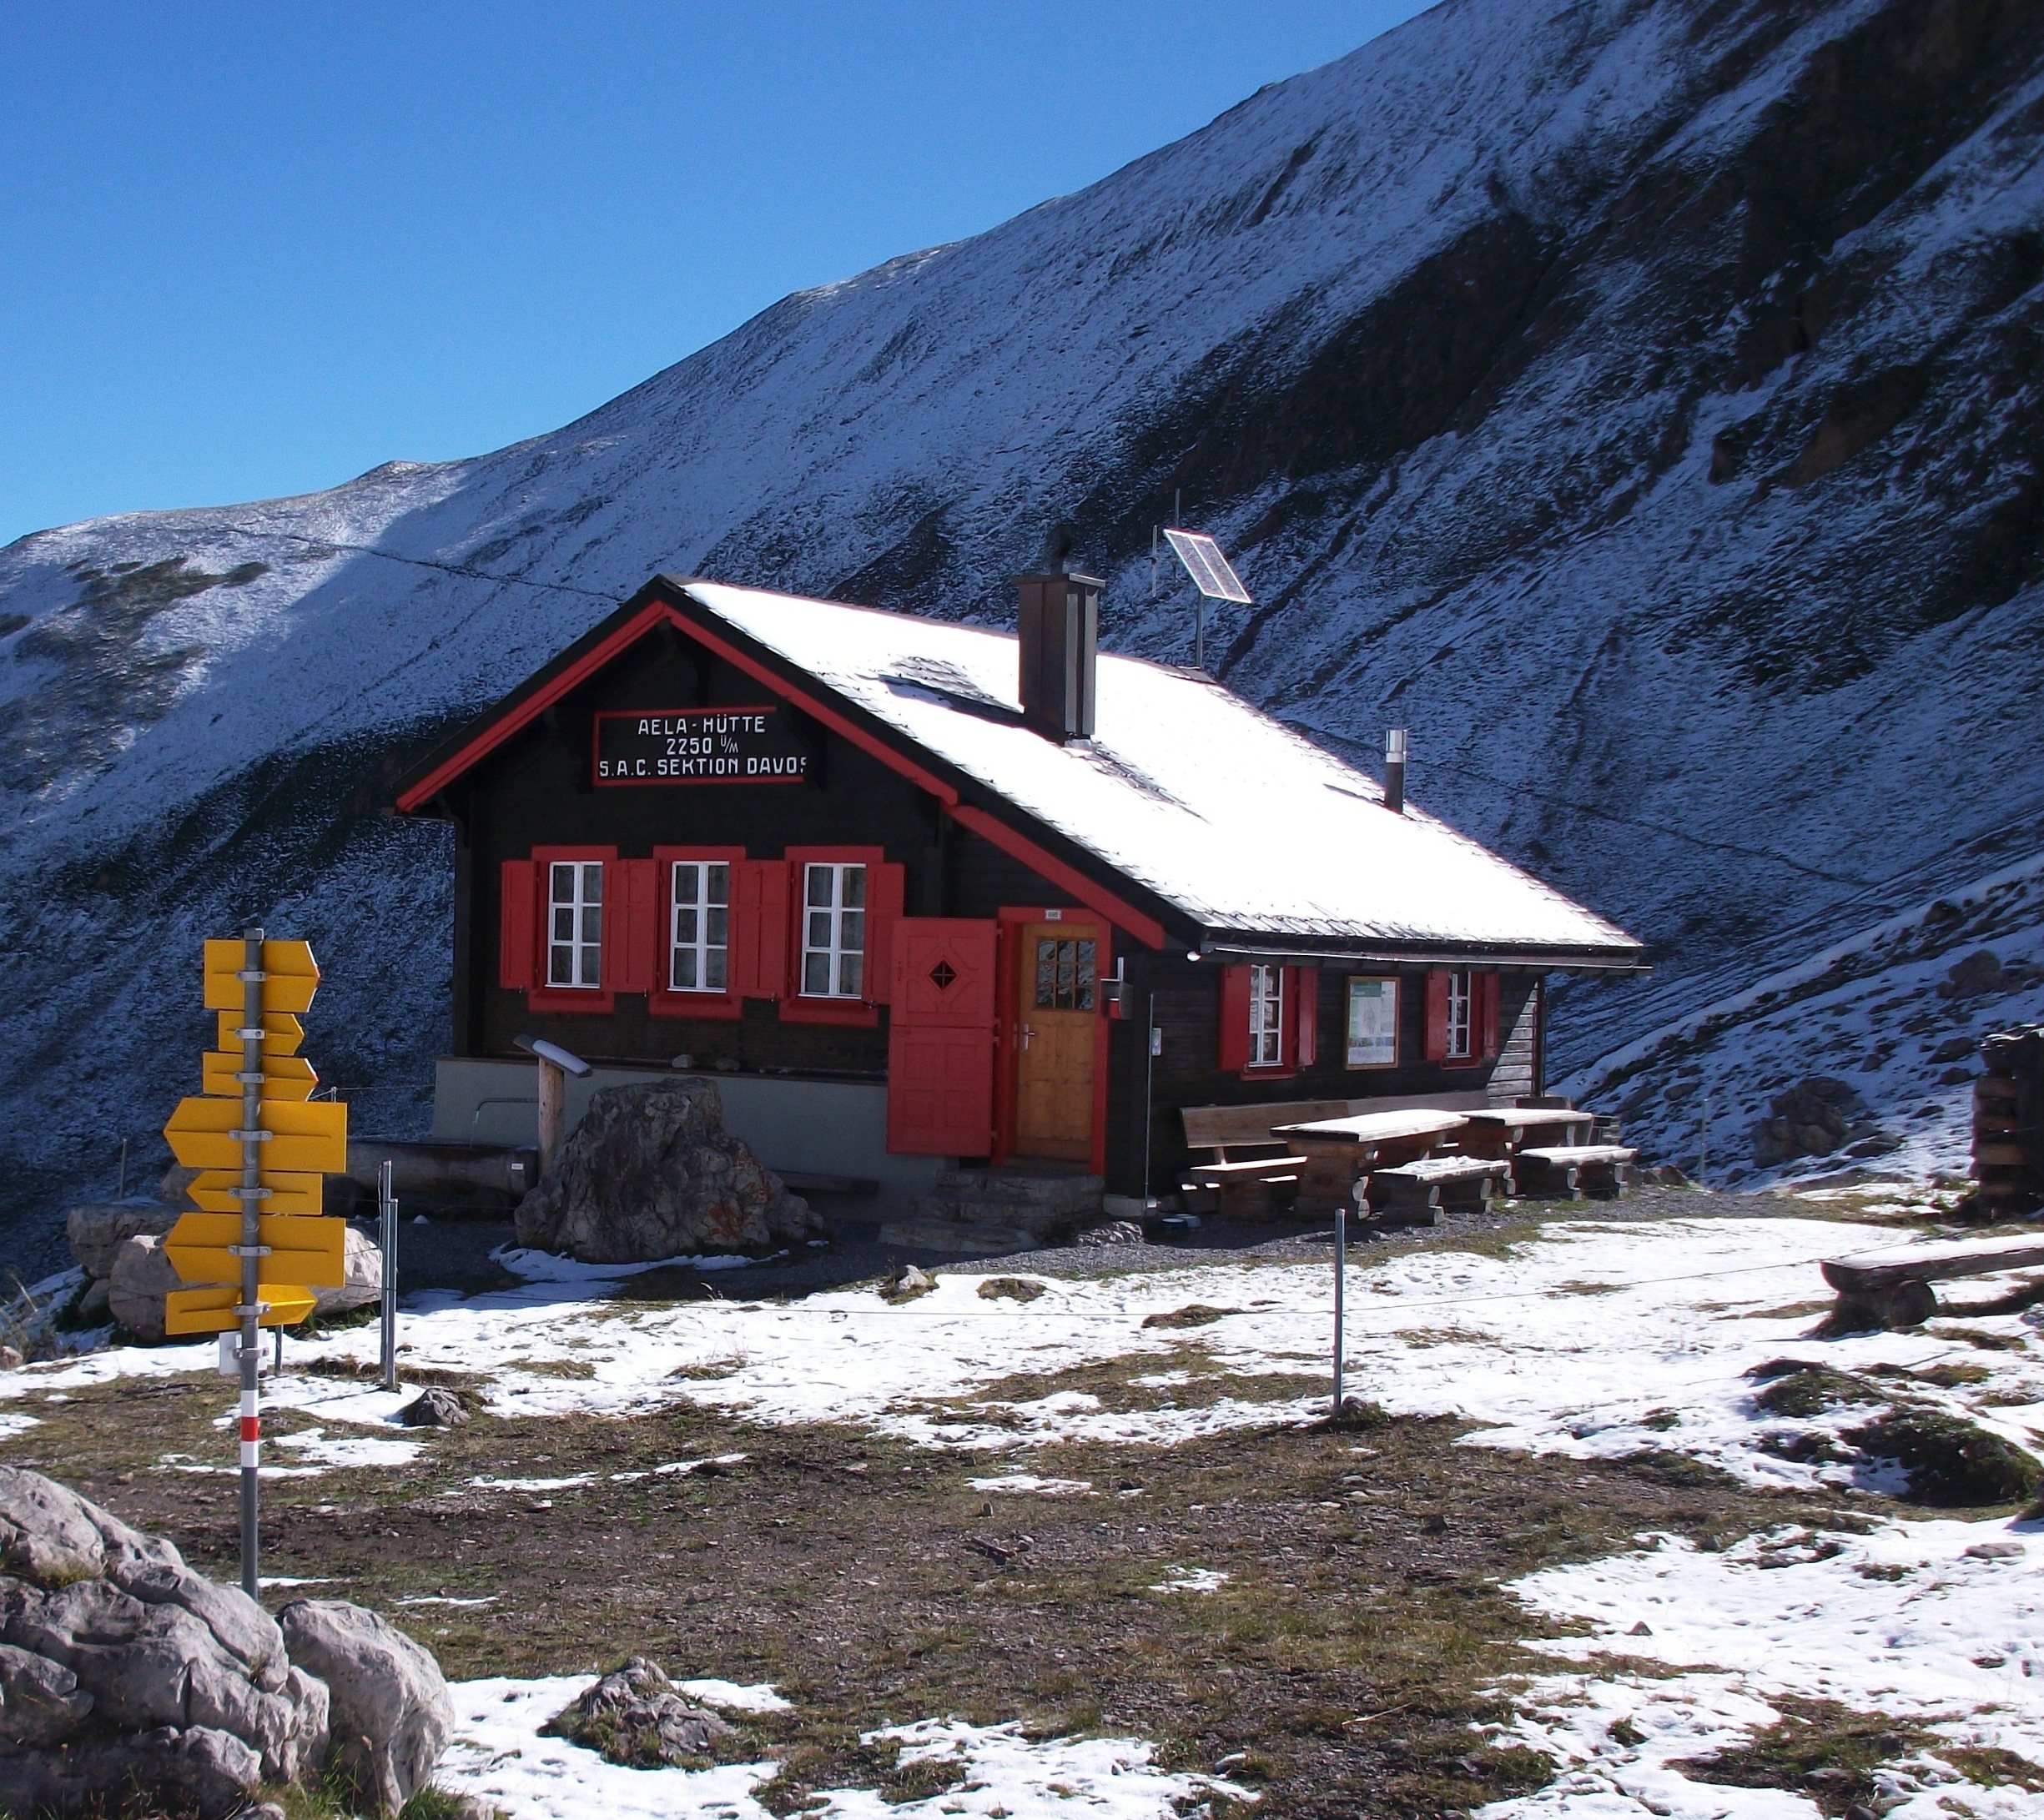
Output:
[[378, 1159, 398, 1395], [1332, 1204, 1347, 1420], [237, 924, 264, 1598]]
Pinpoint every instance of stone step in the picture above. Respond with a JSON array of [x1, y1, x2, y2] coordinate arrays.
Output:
[[929, 1169, 1104, 1214], [876, 1219, 1040, 1255]]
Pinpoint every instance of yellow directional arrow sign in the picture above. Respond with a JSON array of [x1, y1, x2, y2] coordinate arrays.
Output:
[[203, 938, 321, 1015], [164, 1283, 317, 1336], [185, 1169, 325, 1216], [167, 1211, 346, 1290], [214, 1012, 305, 1058], [201, 1052, 317, 1102], [163, 1098, 347, 1174]]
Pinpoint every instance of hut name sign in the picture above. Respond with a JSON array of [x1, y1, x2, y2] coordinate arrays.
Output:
[[593, 706, 809, 785]]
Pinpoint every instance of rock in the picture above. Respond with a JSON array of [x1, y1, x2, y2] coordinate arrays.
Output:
[[1075, 1220, 1145, 1248], [1939, 948, 2006, 999], [0, 1466, 330, 1817], [65, 1200, 178, 1280], [881, 1264, 935, 1302], [976, 1276, 1045, 1302], [1749, 1076, 1881, 1169], [75, 1280, 110, 1325], [313, 1225, 384, 1318], [513, 1079, 822, 1263], [105, 1225, 378, 1346], [0, 1346, 20, 1372], [543, 1657, 735, 1766], [1639, 1164, 1693, 1188], [400, 1387, 470, 1428], [279, 1597, 453, 1815], [105, 1233, 185, 1344], [1964, 1540, 2026, 1560]]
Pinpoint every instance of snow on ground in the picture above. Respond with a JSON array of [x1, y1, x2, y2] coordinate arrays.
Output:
[[12, 1215, 2044, 1490], [1480, 1516, 2044, 1819], [435, 1677, 1248, 1820]]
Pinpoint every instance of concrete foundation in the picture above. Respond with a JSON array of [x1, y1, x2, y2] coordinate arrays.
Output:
[[428, 1057, 945, 1204]]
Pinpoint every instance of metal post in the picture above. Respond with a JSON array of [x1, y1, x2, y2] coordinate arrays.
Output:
[[1332, 1204, 1347, 1419], [1196, 596, 1205, 672], [1141, 993, 1156, 1213], [237, 924, 264, 1598], [378, 1159, 398, 1395], [1699, 1088, 1710, 1188], [116, 1138, 127, 1199]]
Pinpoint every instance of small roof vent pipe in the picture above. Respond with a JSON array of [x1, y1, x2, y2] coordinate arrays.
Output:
[[1016, 532, 1100, 743], [1384, 728, 1407, 815]]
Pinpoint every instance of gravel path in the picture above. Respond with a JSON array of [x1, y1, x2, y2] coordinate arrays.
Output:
[[392, 1186, 1824, 1301]]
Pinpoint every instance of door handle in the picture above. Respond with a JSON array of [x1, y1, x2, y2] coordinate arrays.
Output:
[[1019, 1023, 1034, 1050]]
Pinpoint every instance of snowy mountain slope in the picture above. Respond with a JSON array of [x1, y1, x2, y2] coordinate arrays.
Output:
[[1, 0, 2041, 1267]]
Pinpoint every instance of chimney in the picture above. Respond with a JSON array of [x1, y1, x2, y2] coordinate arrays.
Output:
[[1016, 556, 1100, 743], [1384, 727, 1407, 814]]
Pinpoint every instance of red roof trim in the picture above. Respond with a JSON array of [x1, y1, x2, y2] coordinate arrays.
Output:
[[945, 803, 1166, 950], [394, 590, 964, 814], [394, 599, 677, 812]]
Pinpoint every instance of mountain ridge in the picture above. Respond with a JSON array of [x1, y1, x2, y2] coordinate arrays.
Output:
[[3, 0, 2041, 1263]]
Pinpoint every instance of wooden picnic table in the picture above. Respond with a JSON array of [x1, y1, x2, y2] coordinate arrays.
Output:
[[1457, 1106, 1596, 1190], [1270, 1109, 1469, 1209]]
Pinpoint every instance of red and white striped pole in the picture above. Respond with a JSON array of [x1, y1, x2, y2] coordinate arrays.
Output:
[[236, 924, 264, 1597]]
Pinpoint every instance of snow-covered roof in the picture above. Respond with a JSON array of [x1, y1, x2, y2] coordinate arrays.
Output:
[[682, 581, 1639, 960]]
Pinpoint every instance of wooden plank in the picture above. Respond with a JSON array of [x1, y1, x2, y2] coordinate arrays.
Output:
[[1273, 1110, 1468, 1144], [1823, 1237, 2044, 1294]]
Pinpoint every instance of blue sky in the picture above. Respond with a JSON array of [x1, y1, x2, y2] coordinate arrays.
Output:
[[0, 2, 1430, 546]]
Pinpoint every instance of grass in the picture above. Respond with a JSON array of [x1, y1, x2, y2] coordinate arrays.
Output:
[[1672, 1696, 1937, 1816]]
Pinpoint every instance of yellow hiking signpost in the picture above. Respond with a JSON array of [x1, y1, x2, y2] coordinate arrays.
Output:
[[160, 927, 349, 1597]]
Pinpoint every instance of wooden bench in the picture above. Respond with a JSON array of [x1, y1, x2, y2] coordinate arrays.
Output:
[[1820, 1235, 2044, 1333], [1362, 1155, 1510, 1226], [1513, 1144, 1636, 1199], [1181, 1099, 1372, 1214]]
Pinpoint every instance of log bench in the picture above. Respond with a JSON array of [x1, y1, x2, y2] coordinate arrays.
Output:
[[1821, 1235, 2044, 1333], [1181, 1101, 1339, 1214], [1513, 1144, 1635, 1199], [1362, 1155, 1510, 1227]]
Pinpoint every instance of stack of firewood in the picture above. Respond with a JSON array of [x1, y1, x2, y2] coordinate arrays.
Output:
[[1973, 1025, 2043, 1219]]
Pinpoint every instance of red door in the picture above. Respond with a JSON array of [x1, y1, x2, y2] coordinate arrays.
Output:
[[887, 918, 999, 1156]]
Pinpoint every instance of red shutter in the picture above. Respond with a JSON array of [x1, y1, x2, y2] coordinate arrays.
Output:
[[863, 862, 906, 1004], [606, 858, 657, 994], [1219, 964, 1251, 1072], [1293, 968, 1319, 1070], [1479, 970, 1501, 1060], [1424, 970, 1450, 1061], [499, 860, 536, 991], [731, 859, 791, 999]]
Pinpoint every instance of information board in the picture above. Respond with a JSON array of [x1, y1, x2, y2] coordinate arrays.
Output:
[[1346, 976, 1399, 1068], [593, 706, 811, 785]]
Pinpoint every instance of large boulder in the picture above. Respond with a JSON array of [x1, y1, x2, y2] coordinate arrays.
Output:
[[65, 1200, 179, 1281], [0, 1467, 330, 1818], [514, 1078, 823, 1263], [279, 1598, 454, 1815], [107, 1226, 381, 1346], [1749, 1075, 1889, 1169]]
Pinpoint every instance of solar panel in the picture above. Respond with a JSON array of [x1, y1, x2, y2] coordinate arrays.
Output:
[[1162, 528, 1252, 604]]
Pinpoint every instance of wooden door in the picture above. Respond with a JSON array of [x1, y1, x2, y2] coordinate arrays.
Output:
[[887, 919, 999, 1156], [1013, 923, 1098, 1161]]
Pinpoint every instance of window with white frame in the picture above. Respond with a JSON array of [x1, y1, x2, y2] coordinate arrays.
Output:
[[668, 861, 729, 993], [1248, 963, 1285, 1067], [547, 861, 602, 988], [801, 862, 867, 998], [1445, 968, 1473, 1060]]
